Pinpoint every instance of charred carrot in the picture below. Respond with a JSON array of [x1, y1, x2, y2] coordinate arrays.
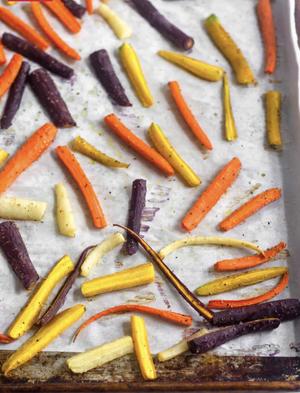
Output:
[[182, 157, 241, 232], [265, 90, 282, 150], [104, 113, 174, 177], [168, 81, 213, 150], [208, 273, 289, 309], [43, 0, 81, 34], [56, 146, 107, 229], [0, 123, 57, 194], [0, 42, 6, 65], [86, 0, 93, 14], [214, 241, 286, 272], [0, 6, 49, 50], [219, 188, 282, 231], [0, 54, 23, 99], [257, 0, 277, 74], [31, 3, 80, 61], [73, 304, 192, 342]]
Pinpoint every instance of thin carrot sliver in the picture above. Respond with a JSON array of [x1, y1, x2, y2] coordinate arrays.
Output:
[[0, 6, 49, 50], [104, 113, 175, 177], [56, 146, 107, 229], [214, 241, 286, 272], [168, 81, 213, 150], [0, 53, 23, 99], [73, 304, 193, 342], [0, 42, 6, 65], [0, 333, 13, 344], [0, 123, 57, 194], [219, 188, 282, 232], [257, 0, 277, 74], [43, 0, 81, 34], [208, 273, 288, 309], [182, 157, 241, 232], [31, 3, 80, 61], [86, 0, 93, 14]]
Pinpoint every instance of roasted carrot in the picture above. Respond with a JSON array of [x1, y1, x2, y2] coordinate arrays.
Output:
[[56, 146, 107, 229], [43, 0, 81, 34], [214, 241, 286, 272], [104, 114, 174, 177], [0, 42, 6, 65], [257, 0, 277, 74], [31, 3, 80, 61], [182, 157, 241, 232], [0, 6, 49, 50], [208, 273, 288, 309], [0, 54, 23, 99], [219, 188, 282, 231], [73, 304, 193, 342], [0, 334, 13, 344], [168, 81, 213, 150], [0, 123, 57, 194], [86, 0, 93, 14]]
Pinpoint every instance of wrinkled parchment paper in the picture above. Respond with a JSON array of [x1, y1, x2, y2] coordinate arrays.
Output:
[[0, 0, 298, 357]]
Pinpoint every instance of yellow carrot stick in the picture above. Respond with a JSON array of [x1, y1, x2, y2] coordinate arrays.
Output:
[[98, 3, 132, 39], [0, 148, 9, 166], [223, 73, 237, 141], [205, 14, 256, 85], [265, 90, 282, 149], [196, 266, 287, 296], [119, 43, 154, 107], [8, 256, 74, 339], [148, 123, 201, 187], [158, 50, 224, 82], [3, 304, 85, 375], [131, 315, 157, 380], [55, 183, 76, 237]]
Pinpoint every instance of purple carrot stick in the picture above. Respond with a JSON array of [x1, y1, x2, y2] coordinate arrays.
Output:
[[0, 221, 39, 290], [125, 179, 147, 255], [61, 0, 86, 18]]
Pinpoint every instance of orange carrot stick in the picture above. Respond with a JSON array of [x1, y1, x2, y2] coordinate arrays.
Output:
[[182, 157, 241, 232], [219, 188, 282, 232], [208, 273, 288, 309], [43, 0, 81, 34], [0, 53, 23, 99], [0, 42, 6, 65], [104, 113, 175, 177], [257, 0, 277, 74], [168, 81, 213, 150], [214, 241, 286, 272], [73, 304, 193, 342], [0, 123, 57, 194], [0, 6, 49, 50], [86, 0, 93, 14], [31, 3, 80, 61], [0, 333, 13, 344], [56, 146, 107, 229]]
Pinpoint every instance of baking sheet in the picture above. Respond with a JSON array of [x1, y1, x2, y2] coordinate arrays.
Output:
[[0, 0, 298, 358]]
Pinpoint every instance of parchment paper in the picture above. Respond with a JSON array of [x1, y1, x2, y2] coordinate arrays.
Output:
[[0, 0, 298, 357]]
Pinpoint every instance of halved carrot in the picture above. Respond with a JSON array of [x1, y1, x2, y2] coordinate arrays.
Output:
[[208, 273, 288, 309], [168, 81, 213, 150], [219, 188, 282, 231], [0, 53, 23, 99], [257, 0, 277, 74], [0, 42, 6, 65], [182, 157, 241, 232], [31, 3, 80, 61], [43, 0, 81, 34], [104, 113, 175, 177], [214, 241, 286, 272], [56, 146, 107, 229], [0, 6, 49, 50], [0, 123, 57, 194], [86, 0, 93, 14]]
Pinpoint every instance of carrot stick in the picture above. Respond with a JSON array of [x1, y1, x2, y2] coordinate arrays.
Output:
[[208, 273, 288, 309], [73, 304, 193, 342], [0, 334, 13, 344], [43, 0, 81, 34], [0, 6, 49, 50], [219, 188, 282, 232], [31, 3, 80, 61], [0, 42, 6, 65], [257, 0, 277, 74], [0, 54, 23, 99], [0, 123, 57, 194], [214, 241, 286, 272], [104, 113, 175, 177], [86, 0, 93, 14], [168, 81, 213, 150], [56, 146, 107, 229], [182, 157, 241, 232]]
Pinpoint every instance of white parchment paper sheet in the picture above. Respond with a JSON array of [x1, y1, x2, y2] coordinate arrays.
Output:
[[0, 0, 298, 357]]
